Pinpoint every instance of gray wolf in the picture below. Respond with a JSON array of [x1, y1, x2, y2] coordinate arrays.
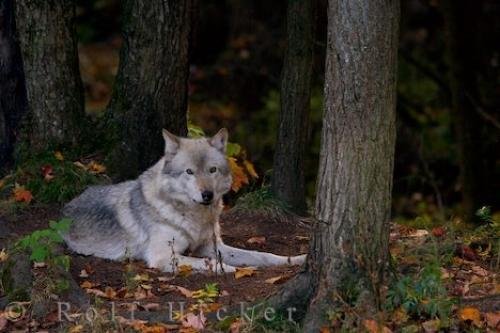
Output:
[[62, 129, 306, 273]]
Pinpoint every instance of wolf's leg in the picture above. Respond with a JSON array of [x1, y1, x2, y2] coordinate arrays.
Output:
[[196, 242, 306, 267]]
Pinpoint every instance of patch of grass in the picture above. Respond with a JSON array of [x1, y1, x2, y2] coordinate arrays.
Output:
[[0, 150, 108, 204], [232, 187, 291, 215]]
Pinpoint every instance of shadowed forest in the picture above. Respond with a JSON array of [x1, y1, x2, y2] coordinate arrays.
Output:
[[0, 0, 499, 332]]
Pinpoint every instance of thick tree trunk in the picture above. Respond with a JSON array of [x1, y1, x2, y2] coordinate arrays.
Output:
[[0, 0, 27, 173], [106, 0, 192, 180], [271, 0, 313, 214], [14, 0, 85, 150], [270, 1, 400, 330], [443, 1, 495, 223]]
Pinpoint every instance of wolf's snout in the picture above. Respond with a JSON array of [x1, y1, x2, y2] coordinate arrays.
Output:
[[201, 190, 214, 203]]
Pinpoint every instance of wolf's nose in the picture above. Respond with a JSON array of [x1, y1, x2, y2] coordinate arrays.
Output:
[[201, 191, 214, 203]]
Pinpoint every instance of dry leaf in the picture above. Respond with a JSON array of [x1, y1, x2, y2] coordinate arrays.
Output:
[[0, 249, 9, 262], [431, 226, 445, 237], [422, 319, 440, 333], [54, 151, 64, 161], [69, 324, 84, 333], [140, 303, 161, 311], [80, 280, 97, 289], [246, 236, 266, 246], [13, 184, 33, 203], [182, 312, 206, 330], [234, 267, 257, 279], [177, 264, 193, 277], [459, 307, 481, 327], [230, 318, 243, 333], [79, 269, 89, 278], [175, 286, 193, 298], [484, 312, 500, 328], [408, 229, 429, 238], [228, 157, 249, 192], [265, 275, 286, 284], [363, 319, 392, 333], [88, 161, 106, 174], [41, 164, 54, 182], [471, 266, 488, 277], [132, 273, 151, 282]]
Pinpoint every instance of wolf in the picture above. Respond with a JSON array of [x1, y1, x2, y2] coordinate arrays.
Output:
[[62, 129, 306, 273]]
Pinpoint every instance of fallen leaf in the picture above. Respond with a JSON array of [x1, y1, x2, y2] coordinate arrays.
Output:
[[182, 311, 206, 330], [363, 319, 392, 333], [177, 264, 193, 277], [140, 284, 153, 290], [421, 319, 440, 333], [80, 280, 98, 289], [88, 161, 106, 174], [319, 327, 331, 333], [13, 184, 33, 203], [0, 249, 9, 262], [431, 226, 446, 238], [157, 276, 174, 282], [471, 266, 488, 277], [230, 318, 243, 333], [140, 303, 161, 311], [41, 164, 54, 182], [54, 151, 64, 161], [234, 267, 257, 279], [69, 324, 84, 333], [246, 236, 266, 246], [265, 275, 286, 284], [175, 286, 193, 298], [456, 245, 479, 261], [132, 273, 151, 282], [228, 157, 249, 192], [484, 312, 500, 328], [33, 262, 46, 268], [408, 229, 429, 238], [459, 307, 481, 327], [79, 269, 89, 278]]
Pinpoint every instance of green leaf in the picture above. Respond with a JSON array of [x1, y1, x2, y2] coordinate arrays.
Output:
[[226, 142, 241, 157]]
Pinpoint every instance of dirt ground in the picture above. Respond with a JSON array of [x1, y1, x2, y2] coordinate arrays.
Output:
[[0, 204, 310, 331]]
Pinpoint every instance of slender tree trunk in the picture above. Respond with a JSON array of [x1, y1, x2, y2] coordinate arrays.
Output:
[[271, 0, 313, 214], [14, 0, 85, 150], [106, 0, 192, 180], [443, 1, 494, 223], [268, 0, 399, 330], [0, 0, 27, 173]]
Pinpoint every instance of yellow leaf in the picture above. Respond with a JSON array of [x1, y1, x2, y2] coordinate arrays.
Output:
[[88, 161, 106, 174], [80, 280, 97, 289], [54, 151, 64, 161], [243, 160, 258, 179], [69, 324, 84, 333], [132, 273, 151, 282], [363, 319, 392, 333], [13, 184, 33, 203], [0, 249, 8, 262], [234, 267, 257, 279], [459, 307, 482, 327], [228, 157, 249, 192], [177, 264, 193, 277], [265, 275, 286, 284]]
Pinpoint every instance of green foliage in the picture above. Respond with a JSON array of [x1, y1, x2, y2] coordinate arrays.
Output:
[[17, 218, 72, 271], [233, 186, 290, 213], [385, 262, 454, 321], [1, 149, 107, 203]]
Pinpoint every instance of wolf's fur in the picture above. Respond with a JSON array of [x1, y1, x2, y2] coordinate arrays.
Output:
[[62, 129, 306, 272]]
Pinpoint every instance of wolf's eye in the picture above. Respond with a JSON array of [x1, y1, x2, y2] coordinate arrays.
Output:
[[186, 169, 194, 175], [209, 167, 217, 173]]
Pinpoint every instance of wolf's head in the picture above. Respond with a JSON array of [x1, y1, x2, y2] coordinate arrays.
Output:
[[158, 128, 232, 206]]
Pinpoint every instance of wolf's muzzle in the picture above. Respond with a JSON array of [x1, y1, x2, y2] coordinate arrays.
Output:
[[201, 190, 214, 204]]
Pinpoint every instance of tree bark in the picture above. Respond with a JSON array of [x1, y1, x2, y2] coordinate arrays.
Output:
[[106, 0, 192, 180], [271, 0, 314, 214], [269, 0, 400, 330], [14, 0, 85, 150], [443, 1, 495, 223], [0, 0, 27, 173]]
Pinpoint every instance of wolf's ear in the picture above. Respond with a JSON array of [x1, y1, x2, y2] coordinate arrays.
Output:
[[162, 129, 180, 157], [209, 128, 228, 153]]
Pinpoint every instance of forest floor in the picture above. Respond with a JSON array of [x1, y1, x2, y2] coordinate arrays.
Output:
[[0, 203, 499, 332]]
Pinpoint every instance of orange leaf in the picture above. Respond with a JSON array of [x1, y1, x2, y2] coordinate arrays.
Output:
[[265, 275, 286, 284], [177, 264, 193, 277], [363, 319, 392, 333], [228, 157, 249, 192], [458, 307, 481, 327], [13, 185, 33, 203], [88, 161, 106, 174], [54, 151, 64, 161], [234, 267, 256, 279]]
